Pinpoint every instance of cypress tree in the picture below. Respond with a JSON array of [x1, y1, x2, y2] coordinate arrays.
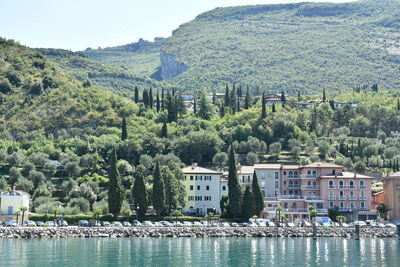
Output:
[[241, 187, 254, 219], [134, 86, 139, 103], [230, 87, 236, 113], [212, 92, 217, 105], [198, 90, 213, 120], [149, 87, 154, 108], [143, 90, 149, 108], [245, 86, 250, 109], [280, 90, 286, 103], [261, 93, 266, 119], [193, 98, 197, 115], [220, 103, 225, 118], [132, 172, 148, 216], [252, 172, 264, 216], [224, 84, 230, 107], [156, 91, 160, 113], [237, 96, 240, 112], [397, 98, 400, 111], [272, 103, 276, 113], [322, 89, 326, 102], [161, 120, 168, 138], [228, 145, 242, 218], [297, 91, 301, 102], [108, 148, 123, 216], [121, 116, 127, 141], [152, 162, 165, 216], [166, 90, 175, 122], [161, 87, 165, 110], [238, 85, 242, 97]]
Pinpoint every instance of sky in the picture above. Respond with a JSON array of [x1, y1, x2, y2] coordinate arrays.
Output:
[[0, 0, 355, 51]]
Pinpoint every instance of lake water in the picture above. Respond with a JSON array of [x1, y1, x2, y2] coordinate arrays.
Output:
[[0, 238, 399, 266]]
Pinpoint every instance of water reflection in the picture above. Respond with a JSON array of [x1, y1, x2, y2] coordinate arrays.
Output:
[[0, 237, 398, 267]]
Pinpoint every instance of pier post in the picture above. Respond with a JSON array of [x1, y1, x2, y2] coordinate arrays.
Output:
[[312, 223, 317, 240], [355, 224, 360, 240]]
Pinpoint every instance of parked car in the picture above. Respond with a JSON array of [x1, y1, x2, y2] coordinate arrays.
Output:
[[36, 221, 45, 227], [220, 222, 230, 227], [132, 220, 142, 227], [267, 221, 276, 227], [153, 222, 163, 227], [160, 221, 172, 227], [111, 221, 123, 227], [341, 223, 350, 227], [173, 221, 183, 227], [352, 221, 367, 227], [302, 221, 312, 227], [59, 220, 68, 227], [5, 220, 17, 227], [79, 220, 89, 227], [248, 222, 258, 227], [230, 222, 239, 227], [182, 221, 193, 227], [193, 221, 203, 227], [123, 221, 132, 227], [101, 221, 111, 227], [286, 222, 296, 228], [142, 221, 155, 227], [23, 220, 36, 227], [385, 223, 396, 228], [241, 223, 249, 227], [201, 221, 209, 227], [256, 221, 267, 227], [45, 221, 56, 227]]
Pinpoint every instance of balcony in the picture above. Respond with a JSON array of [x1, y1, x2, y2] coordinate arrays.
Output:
[[328, 195, 336, 200], [359, 185, 367, 189], [287, 185, 301, 189], [357, 207, 369, 211], [328, 185, 336, 189], [348, 196, 357, 200], [338, 207, 370, 212], [300, 175, 318, 179], [338, 196, 347, 200], [359, 196, 367, 200], [301, 185, 320, 190], [279, 195, 304, 200], [286, 175, 300, 179], [304, 195, 324, 201]]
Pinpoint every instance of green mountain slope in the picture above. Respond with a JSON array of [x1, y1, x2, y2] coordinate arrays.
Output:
[[0, 38, 136, 132], [81, 37, 166, 76], [155, 0, 400, 93], [35, 48, 161, 99]]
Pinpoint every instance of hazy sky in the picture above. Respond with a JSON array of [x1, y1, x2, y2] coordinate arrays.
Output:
[[0, 0, 355, 51]]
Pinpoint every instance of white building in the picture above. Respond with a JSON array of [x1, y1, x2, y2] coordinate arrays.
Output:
[[181, 164, 222, 215], [254, 164, 281, 199]]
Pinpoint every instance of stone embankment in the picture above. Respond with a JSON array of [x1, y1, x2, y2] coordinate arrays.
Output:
[[0, 227, 397, 239]]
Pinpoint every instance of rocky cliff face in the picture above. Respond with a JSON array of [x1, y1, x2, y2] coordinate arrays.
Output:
[[160, 50, 189, 80]]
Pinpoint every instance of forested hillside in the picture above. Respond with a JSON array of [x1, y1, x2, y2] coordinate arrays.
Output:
[[0, 38, 136, 132], [160, 0, 400, 93]]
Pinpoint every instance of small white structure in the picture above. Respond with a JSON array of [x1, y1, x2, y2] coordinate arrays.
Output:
[[0, 189, 30, 222]]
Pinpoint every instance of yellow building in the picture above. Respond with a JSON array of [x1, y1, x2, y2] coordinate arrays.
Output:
[[0, 190, 30, 223]]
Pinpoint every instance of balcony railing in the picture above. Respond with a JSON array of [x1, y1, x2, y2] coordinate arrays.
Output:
[[359, 196, 367, 200], [338, 196, 347, 200], [328, 195, 336, 200], [304, 195, 324, 201], [287, 185, 301, 189], [300, 175, 318, 179], [339, 207, 369, 212], [359, 185, 367, 189], [328, 185, 336, 189], [287, 175, 300, 179], [348, 196, 357, 200], [301, 185, 320, 190], [279, 195, 304, 200]]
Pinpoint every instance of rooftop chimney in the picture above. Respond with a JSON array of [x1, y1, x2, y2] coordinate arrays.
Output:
[[191, 163, 198, 169]]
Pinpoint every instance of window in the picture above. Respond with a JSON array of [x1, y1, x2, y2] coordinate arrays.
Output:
[[360, 180, 365, 188], [350, 202, 355, 209], [275, 172, 279, 179], [283, 181, 286, 185], [289, 171, 293, 177], [188, 196, 194, 201], [205, 176, 212, 181], [190, 176, 194, 180], [349, 180, 354, 188], [283, 190, 286, 194], [361, 201, 365, 208], [339, 180, 344, 188], [275, 181, 279, 189], [289, 181, 293, 187], [195, 196, 202, 201], [292, 203, 297, 209], [329, 190, 334, 196], [294, 171, 299, 178], [261, 188, 265, 197], [190, 185, 194, 190], [329, 201, 334, 208], [197, 185, 200, 190], [204, 196, 212, 201], [222, 186, 226, 191], [307, 170, 311, 175], [284, 202, 288, 208], [350, 191, 354, 196], [332, 169, 336, 175], [340, 202, 344, 208], [312, 170, 316, 177], [312, 181, 317, 186], [339, 191, 344, 196], [206, 186, 210, 190], [329, 180, 334, 188], [261, 172, 266, 180], [308, 181, 311, 186]]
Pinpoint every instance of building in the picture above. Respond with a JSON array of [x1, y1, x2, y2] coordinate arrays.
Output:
[[333, 102, 358, 110], [238, 165, 254, 187], [0, 189, 30, 222], [372, 191, 384, 210], [181, 164, 222, 215], [383, 172, 400, 223]]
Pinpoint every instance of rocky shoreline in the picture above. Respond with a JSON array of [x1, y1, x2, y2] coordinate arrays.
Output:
[[0, 227, 398, 239]]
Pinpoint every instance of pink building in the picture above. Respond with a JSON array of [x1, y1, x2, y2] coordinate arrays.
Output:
[[241, 162, 376, 222]]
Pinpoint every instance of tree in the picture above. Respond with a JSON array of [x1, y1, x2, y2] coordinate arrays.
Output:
[[108, 148, 123, 216], [269, 142, 282, 159], [19, 206, 28, 225], [280, 90, 286, 103], [376, 203, 388, 219], [149, 87, 154, 108], [322, 89, 326, 102], [161, 87, 165, 110], [328, 206, 340, 222], [245, 87, 250, 109], [161, 120, 168, 138], [246, 152, 259, 165], [297, 91, 301, 102], [353, 161, 366, 174], [193, 98, 197, 115], [134, 86, 139, 103], [261, 93, 266, 119], [252, 172, 264, 216], [227, 145, 242, 218], [275, 205, 283, 224], [272, 103, 276, 113], [152, 162, 165, 216], [219, 103, 225, 118], [132, 172, 148, 217], [241, 187, 254, 219], [308, 205, 317, 222], [220, 195, 229, 217], [121, 116, 127, 141], [224, 84, 230, 107], [156, 91, 160, 112], [197, 90, 213, 120], [397, 98, 400, 112], [212, 152, 228, 170]]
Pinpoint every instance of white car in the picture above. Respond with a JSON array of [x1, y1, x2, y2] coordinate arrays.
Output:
[[341, 223, 350, 227], [142, 221, 155, 227], [220, 222, 230, 227], [267, 221, 276, 227], [193, 221, 203, 227], [154, 222, 163, 227], [286, 222, 295, 228], [256, 221, 267, 227], [385, 223, 396, 228], [111, 221, 123, 227], [173, 221, 183, 227], [45, 221, 56, 227], [353, 221, 367, 226], [182, 221, 193, 227], [248, 222, 258, 227]]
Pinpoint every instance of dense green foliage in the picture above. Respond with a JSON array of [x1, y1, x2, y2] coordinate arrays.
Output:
[[152, 162, 165, 216], [252, 172, 264, 216], [108, 148, 123, 215], [241, 186, 254, 219], [228, 145, 242, 218], [132, 172, 148, 216]]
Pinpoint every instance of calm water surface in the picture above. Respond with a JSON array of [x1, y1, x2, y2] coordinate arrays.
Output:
[[0, 237, 399, 267]]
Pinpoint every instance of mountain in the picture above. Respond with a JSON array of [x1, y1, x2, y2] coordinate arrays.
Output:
[[158, 0, 400, 94], [0, 38, 136, 132], [35, 48, 161, 99], [78, 0, 400, 95]]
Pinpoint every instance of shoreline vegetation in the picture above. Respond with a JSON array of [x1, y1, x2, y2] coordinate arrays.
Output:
[[0, 226, 397, 239]]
